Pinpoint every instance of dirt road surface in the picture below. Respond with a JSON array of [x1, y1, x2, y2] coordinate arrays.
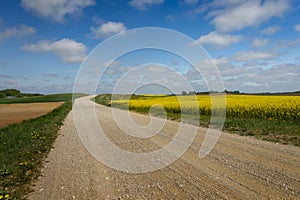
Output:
[[28, 96, 300, 199], [0, 102, 63, 128]]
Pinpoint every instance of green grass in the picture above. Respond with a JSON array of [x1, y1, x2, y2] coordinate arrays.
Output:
[[0, 94, 87, 199], [0, 93, 86, 104], [224, 118, 300, 146], [94, 94, 300, 147]]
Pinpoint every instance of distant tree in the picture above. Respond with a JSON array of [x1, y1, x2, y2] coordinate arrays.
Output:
[[224, 90, 240, 94], [0, 92, 6, 98], [0, 89, 21, 97], [0, 89, 45, 98], [182, 90, 187, 95], [188, 91, 196, 95]]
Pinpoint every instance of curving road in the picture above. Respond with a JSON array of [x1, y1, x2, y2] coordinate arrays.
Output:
[[29, 96, 300, 199]]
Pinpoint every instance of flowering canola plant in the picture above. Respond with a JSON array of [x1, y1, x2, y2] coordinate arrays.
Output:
[[112, 94, 300, 121]]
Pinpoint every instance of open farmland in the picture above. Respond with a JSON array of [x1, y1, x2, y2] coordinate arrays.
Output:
[[0, 93, 86, 104], [0, 102, 63, 128], [95, 94, 300, 146], [28, 95, 300, 199], [0, 93, 86, 199]]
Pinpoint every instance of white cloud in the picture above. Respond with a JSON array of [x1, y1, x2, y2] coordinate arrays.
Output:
[[268, 37, 300, 52], [174, 55, 300, 93], [91, 22, 127, 39], [211, 0, 289, 32], [5, 79, 18, 85], [251, 38, 268, 48], [196, 31, 241, 48], [194, 57, 230, 68], [104, 60, 120, 68], [129, 0, 164, 11], [225, 64, 300, 92], [233, 51, 277, 61], [213, 57, 230, 66], [294, 24, 300, 32], [191, 57, 260, 79], [0, 25, 35, 41], [188, 58, 228, 83], [22, 38, 87, 63], [260, 26, 280, 35], [196, 56, 300, 93], [109, 64, 193, 94], [21, 0, 95, 23]]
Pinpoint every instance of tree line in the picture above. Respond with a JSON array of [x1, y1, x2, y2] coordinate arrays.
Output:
[[0, 89, 43, 98], [181, 90, 240, 95]]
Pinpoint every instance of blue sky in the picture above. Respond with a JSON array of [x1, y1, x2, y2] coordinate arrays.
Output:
[[0, 0, 300, 94]]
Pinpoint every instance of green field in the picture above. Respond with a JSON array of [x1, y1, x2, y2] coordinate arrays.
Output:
[[0, 93, 86, 199], [0, 93, 86, 104]]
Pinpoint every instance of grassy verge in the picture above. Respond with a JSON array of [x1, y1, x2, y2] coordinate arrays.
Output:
[[94, 94, 300, 146], [0, 95, 81, 199], [224, 118, 300, 146], [0, 93, 85, 104]]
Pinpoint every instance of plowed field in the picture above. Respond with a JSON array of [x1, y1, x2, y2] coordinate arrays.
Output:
[[0, 102, 63, 128]]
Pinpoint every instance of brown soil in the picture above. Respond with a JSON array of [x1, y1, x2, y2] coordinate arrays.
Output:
[[0, 102, 63, 128]]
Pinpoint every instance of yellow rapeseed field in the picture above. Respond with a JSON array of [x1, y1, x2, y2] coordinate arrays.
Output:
[[226, 95, 300, 120], [112, 94, 300, 121]]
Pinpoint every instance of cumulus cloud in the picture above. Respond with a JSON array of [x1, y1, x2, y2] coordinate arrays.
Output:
[[190, 56, 300, 92], [260, 26, 280, 35], [210, 0, 289, 32], [232, 51, 277, 61], [22, 38, 87, 63], [294, 24, 300, 32], [193, 57, 230, 69], [196, 31, 241, 48], [129, 0, 164, 11], [224, 64, 300, 92], [78, 56, 300, 93], [213, 57, 230, 66], [104, 60, 121, 68], [91, 22, 127, 39], [0, 25, 35, 41], [109, 64, 194, 94], [251, 38, 268, 48], [21, 0, 95, 23]]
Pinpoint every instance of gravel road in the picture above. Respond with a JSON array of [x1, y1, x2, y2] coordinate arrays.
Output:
[[28, 96, 300, 199]]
